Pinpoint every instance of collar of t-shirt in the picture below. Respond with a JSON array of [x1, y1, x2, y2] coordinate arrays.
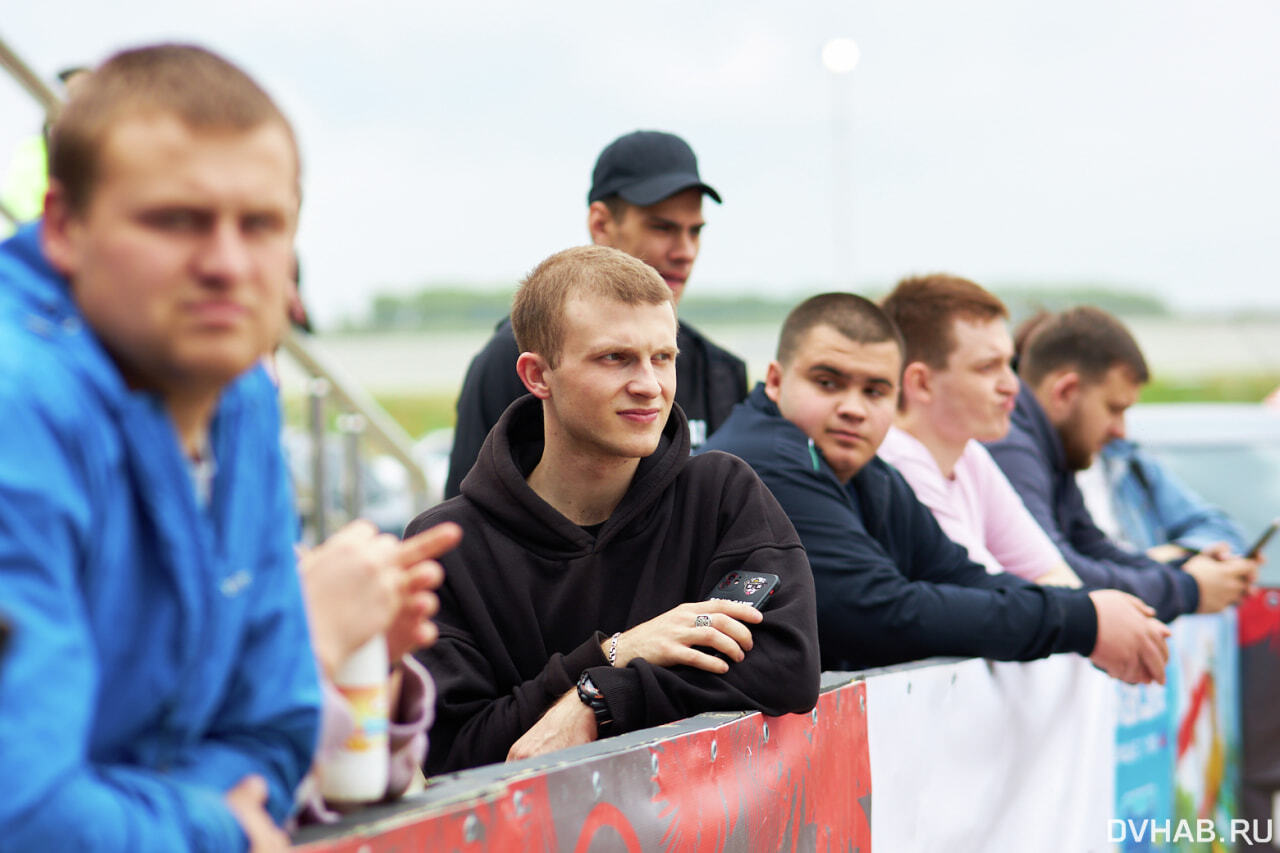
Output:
[[186, 442, 217, 511]]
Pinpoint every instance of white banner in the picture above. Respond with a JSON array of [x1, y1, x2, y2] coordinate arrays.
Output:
[[866, 655, 1116, 852]]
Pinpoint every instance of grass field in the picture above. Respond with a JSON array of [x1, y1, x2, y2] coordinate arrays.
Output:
[[372, 392, 459, 437], [1141, 373, 1280, 404], [284, 372, 1280, 441], [283, 391, 458, 439]]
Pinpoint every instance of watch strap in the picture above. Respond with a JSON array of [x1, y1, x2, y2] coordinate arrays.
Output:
[[576, 671, 614, 735]]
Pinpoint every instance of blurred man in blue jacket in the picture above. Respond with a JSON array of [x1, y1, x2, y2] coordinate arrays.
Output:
[[1093, 437, 1247, 558], [0, 45, 320, 852]]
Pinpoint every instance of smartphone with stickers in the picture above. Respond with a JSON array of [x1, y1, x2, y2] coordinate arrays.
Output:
[[705, 571, 780, 611]]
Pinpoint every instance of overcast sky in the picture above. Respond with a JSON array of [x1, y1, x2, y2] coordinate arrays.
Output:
[[4, 1, 1279, 327]]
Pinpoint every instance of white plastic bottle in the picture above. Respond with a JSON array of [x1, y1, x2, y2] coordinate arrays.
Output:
[[319, 635, 390, 806]]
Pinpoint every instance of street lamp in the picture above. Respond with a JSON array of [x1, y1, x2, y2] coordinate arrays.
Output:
[[822, 38, 861, 75], [822, 37, 859, 290]]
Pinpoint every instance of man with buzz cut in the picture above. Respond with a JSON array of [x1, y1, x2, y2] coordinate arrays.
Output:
[[986, 306, 1258, 621], [0, 45, 319, 851], [877, 274, 1082, 587], [702, 292, 1170, 683], [408, 245, 819, 774], [444, 130, 747, 498]]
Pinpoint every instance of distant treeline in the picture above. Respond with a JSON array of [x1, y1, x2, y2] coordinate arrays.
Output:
[[342, 283, 1172, 332]]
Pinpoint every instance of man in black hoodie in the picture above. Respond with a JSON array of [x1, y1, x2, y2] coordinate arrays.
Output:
[[407, 246, 819, 774]]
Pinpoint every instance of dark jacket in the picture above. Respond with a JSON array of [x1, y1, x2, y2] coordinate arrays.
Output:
[[444, 316, 748, 497], [409, 395, 820, 774], [701, 385, 1099, 672], [985, 382, 1199, 623]]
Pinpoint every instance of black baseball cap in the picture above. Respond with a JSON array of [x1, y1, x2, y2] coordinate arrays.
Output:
[[587, 130, 722, 206]]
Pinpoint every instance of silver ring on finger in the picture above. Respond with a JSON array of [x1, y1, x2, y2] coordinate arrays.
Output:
[[694, 614, 712, 628]]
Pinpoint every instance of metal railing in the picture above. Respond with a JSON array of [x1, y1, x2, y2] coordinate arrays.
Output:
[[280, 330, 430, 540], [0, 35, 55, 231], [0, 33, 431, 538]]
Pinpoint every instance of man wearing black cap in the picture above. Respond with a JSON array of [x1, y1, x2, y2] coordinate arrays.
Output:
[[443, 130, 748, 498]]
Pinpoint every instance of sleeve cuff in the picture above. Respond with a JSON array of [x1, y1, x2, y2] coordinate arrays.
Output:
[[1054, 588, 1100, 656], [385, 656, 431, 800], [557, 631, 610, 691], [1175, 567, 1200, 616], [389, 655, 433, 748]]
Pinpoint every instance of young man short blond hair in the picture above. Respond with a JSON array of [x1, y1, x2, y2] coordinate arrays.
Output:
[[409, 245, 819, 773]]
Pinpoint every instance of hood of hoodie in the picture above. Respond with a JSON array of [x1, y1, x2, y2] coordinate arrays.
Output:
[[0, 224, 131, 408], [460, 393, 691, 558]]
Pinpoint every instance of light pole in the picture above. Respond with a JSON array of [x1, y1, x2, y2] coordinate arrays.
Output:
[[822, 38, 860, 291]]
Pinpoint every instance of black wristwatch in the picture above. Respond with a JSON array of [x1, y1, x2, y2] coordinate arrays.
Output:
[[576, 671, 614, 735]]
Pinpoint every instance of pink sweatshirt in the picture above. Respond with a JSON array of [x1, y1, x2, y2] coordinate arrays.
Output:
[[878, 426, 1061, 581]]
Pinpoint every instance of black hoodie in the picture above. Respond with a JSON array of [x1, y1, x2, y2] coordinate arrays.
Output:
[[409, 395, 820, 774]]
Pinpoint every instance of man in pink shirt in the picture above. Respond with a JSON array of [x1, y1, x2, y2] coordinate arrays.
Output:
[[878, 274, 1082, 586]]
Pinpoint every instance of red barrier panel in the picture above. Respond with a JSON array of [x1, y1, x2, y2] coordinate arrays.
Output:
[[296, 678, 870, 852], [1238, 588, 1280, 844]]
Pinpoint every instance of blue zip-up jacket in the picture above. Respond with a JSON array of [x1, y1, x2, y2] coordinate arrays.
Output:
[[985, 382, 1200, 622], [1099, 438, 1247, 554], [0, 224, 321, 851], [701, 385, 1098, 671]]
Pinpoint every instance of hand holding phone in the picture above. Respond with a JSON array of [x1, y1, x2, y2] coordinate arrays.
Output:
[[1246, 518, 1280, 560], [705, 571, 780, 611], [606, 573, 780, 673]]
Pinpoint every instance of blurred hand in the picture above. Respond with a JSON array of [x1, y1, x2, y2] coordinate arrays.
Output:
[[299, 520, 460, 677], [224, 775, 289, 853], [609, 599, 764, 674], [1035, 563, 1082, 588], [507, 690, 597, 762], [1088, 589, 1171, 685], [1147, 543, 1191, 563], [1185, 546, 1258, 613], [385, 522, 460, 661]]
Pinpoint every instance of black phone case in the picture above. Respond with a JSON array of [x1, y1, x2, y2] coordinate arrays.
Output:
[[706, 571, 780, 611], [1247, 520, 1279, 558]]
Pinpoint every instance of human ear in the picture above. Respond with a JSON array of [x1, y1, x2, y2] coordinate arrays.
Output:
[[39, 180, 80, 277], [901, 361, 931, 405], [516, 352, 553, 399], [1045, 371, 1081, 419], [763, 361, 784, 404], [586, 201, 616, 246]]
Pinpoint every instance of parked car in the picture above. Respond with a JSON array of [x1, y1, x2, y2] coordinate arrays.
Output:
[[1121, 402, 1280, 583]]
